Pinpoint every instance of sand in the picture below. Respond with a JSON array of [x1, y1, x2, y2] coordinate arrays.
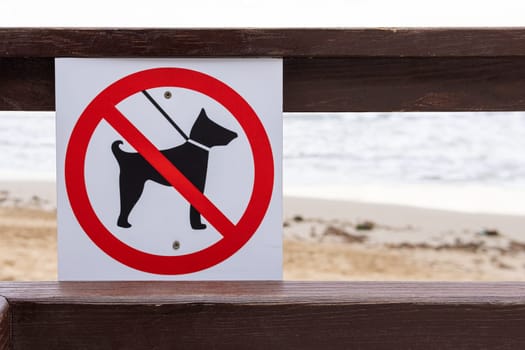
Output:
[[1, 181, 525, 281], [0, 206, 56, 281], [283, 197, 525, 281]]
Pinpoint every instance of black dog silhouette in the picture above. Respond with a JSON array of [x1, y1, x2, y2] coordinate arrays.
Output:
[[112, 108, 237, 230]]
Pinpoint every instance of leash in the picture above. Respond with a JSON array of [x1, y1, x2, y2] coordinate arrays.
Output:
[[141, 90, 211, 152], [142, 90, 189, 140]]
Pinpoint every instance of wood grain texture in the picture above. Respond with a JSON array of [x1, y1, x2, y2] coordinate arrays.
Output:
[[0, 58, 54, 111], [285, 57, 525, 112], [0, 297, 9, 350], [4, 28, 525, 57], [4, 57, 525, 112], [2, 282, 525, 349], [2, 281, 525, 304]]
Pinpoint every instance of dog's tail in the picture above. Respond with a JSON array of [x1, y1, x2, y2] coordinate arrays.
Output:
[[111, 140, 125, 163]]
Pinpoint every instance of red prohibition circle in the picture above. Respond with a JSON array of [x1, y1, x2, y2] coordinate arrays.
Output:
[[65, 67, 274, 275]]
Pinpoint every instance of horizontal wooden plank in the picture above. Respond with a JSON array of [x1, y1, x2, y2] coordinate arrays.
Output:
[[3, 57, 525, 112], [0, 297, 9, 350], [10, 302, 525, 350], [2, 281, 525, 304], [285, 57, 525, 112], [0, 58, 54, 111], [2, 282, 525, 350], [4, 28, 525, 57]]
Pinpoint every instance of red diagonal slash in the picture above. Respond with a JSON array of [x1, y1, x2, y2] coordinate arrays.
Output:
[[104, 106, 236, 237]]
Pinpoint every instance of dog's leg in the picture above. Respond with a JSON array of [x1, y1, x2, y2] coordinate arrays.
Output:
[[188, 167, 207, 230], [190, 205, 206, 230], [117, 175, 146, 228]]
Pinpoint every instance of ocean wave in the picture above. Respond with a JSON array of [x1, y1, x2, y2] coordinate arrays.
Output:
[[1, 111, 525, 188]]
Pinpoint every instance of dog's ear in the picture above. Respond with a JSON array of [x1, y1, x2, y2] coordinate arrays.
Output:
[[198, 108, 207, 119]]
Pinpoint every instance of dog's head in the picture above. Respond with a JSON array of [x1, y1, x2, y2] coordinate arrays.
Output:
[[189, 108, 238, 147]]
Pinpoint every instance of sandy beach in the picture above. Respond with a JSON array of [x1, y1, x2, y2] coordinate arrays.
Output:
[[284, 197, 525, 280], [1, 181, 525, 281]]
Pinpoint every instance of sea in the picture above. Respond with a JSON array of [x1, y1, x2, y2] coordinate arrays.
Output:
[[2, 111, 525, 214]]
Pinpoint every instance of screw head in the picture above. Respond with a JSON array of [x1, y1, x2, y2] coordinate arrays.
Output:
[[164, 91, 172, 99], [172, 240, 180, 250]]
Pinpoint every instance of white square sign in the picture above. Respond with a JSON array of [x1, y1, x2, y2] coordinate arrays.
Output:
[[56, 58, 282, 280]]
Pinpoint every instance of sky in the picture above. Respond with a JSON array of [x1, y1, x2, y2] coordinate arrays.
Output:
[[1, 0, 525, 27]]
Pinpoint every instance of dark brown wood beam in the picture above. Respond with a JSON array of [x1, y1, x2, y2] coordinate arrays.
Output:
[[0, 58, 54, 111], [0, 297, 9, 350], [3, 57, 525, 112], [285, 57, 525, 112], [3, 29, 525, 112], [2, 282, 525, 349], [3, 28, 525, 57]]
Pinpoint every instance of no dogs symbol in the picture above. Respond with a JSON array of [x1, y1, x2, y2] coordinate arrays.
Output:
[[64, 67, 274, 275]]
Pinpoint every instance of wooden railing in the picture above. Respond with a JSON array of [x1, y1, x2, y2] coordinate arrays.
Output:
[[1, 28, 525, 349], [4, 28, 525, 112], [2, 282, 525, 349]]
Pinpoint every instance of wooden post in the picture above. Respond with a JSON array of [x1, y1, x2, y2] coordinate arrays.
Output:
[[0, 297, 9, 350]]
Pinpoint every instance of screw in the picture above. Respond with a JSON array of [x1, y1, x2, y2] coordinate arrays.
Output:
[[164, 91, 172, 99], [172, 240, 180, 250]]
